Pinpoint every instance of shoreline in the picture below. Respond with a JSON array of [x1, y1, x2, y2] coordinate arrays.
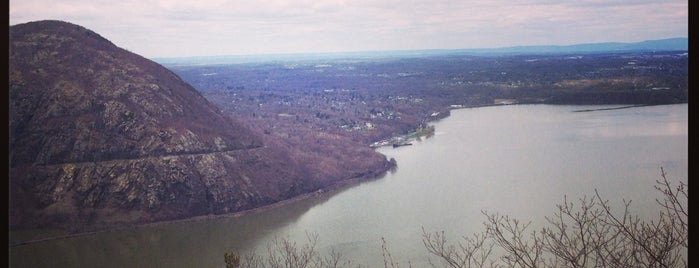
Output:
[[571, 104, 648, 112], [9, 165, 392, 247]]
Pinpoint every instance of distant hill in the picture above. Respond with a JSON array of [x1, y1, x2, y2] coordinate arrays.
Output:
[[460, 37, 688, 55], [9, 20, 394, 233], [154, 38, 688, 65]]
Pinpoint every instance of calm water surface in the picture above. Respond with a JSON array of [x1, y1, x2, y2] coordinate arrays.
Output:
[[10, 104, 688, 267]]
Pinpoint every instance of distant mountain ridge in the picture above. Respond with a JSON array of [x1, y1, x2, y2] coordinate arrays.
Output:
[[154, 37, 688, 65], [462, 37, 688, 55]]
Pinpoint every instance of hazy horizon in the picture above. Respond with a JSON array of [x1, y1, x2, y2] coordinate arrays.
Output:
[[10, 0, 688, 59], [147, 37, 687, 62]]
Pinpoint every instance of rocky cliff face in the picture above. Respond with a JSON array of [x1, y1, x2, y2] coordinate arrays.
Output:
[[9, 20, 393, 232]]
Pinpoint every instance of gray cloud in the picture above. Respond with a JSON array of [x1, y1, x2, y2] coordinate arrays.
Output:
[[10, 0, 687, 58]]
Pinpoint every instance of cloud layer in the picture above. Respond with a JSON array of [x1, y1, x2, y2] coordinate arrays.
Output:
[[10, 0, 688, 58]]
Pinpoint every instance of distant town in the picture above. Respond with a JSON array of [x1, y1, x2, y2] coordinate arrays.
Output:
[[168, 51, 687, 149]]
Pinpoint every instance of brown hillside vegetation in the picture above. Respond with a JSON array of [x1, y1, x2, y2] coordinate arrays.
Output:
[[9, 20, 393, 233]]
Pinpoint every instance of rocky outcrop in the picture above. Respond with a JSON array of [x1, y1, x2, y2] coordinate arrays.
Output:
[[9, 20, 394, 232]]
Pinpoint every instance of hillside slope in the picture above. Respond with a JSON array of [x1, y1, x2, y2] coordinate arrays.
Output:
[[9, 20, 393, 232]]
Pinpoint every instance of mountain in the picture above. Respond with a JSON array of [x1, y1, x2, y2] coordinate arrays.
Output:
[[10, 21, 262, 167], [9, 20, 393, 233]]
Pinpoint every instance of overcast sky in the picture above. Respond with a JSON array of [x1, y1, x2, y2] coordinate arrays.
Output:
[[10, 0, 688, 59]]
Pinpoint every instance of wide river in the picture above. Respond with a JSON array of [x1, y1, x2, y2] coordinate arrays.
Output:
[[10, 104, 688, 268]]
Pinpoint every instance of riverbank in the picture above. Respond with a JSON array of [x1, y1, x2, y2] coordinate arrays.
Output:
[[572, 104, 648, 112], [10, 160, 395, 247]]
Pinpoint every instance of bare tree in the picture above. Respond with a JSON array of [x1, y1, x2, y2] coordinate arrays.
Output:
[[425, 168, 687, 268], [224, 232, 359, 268], [381, 237, 412, 268], [422, 227, 495, 268], [589, 167, 687, 267]]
